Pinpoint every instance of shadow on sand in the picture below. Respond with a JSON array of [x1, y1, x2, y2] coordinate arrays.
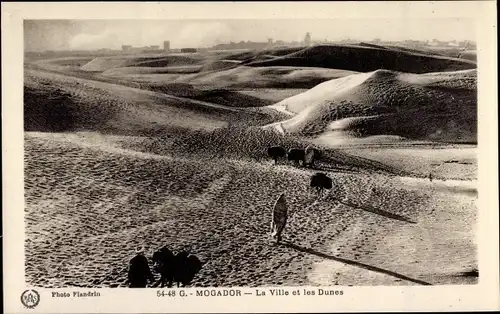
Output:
[[282, 241, 432, 286], [308, 163, 361, 175], [332, 198, 416, 224]]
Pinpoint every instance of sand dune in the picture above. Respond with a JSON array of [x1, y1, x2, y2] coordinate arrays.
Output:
[[27, 60, 315, 110], [99, 65, 356, 90], [309, 174, 476, 286], [80, 55, 168, 72], [28, 53, 359, 110], [265, 69, 476, 143], [101, 60, 241, 77], [458, 50, 477, 62], [125, 67, 355, 93], [100, 66, 357, 108], [246, 45, 476, 73], [131, 55, 203, 67], [25, 131, 476, 287], [31, 57, 95, 73], [102, 66, 202, 76], [177, 66, 358, 89], [23, 48, 478, 289], [39, 57, 94, 67], [342, 146, 477, 181], [224, 47, 305, 62], [81, 53, 237, 73], [24, 70, 276, 135], [200, 59, 242, 72]]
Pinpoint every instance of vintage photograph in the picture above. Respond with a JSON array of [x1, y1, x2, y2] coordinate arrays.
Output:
[[22, 16, 479, 290]]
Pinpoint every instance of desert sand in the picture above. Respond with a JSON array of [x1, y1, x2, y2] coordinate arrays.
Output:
[[24, 44, 478, 287]]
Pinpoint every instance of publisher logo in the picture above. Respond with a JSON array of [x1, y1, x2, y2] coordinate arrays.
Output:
[[21, 289, 40, 309]]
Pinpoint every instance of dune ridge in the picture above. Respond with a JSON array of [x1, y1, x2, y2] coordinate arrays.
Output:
[[246, 45, 476, 73], [265, 69, 476, 144], [24, 70, 279, 136]]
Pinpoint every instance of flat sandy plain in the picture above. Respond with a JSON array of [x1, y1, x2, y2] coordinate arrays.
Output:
[[24, 44, 478, 287]]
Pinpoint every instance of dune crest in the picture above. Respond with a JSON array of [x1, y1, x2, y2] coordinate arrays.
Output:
[[266, 69, 477, 144], [246, 44, 476, 73]]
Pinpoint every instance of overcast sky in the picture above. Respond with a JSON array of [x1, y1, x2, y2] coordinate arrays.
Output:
[[24, 18, 476, 51]]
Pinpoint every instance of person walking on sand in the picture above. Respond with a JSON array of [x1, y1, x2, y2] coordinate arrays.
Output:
[[271, 192, 288, 244], [429, 172, 433, 182], [128, 247, 154, 288]]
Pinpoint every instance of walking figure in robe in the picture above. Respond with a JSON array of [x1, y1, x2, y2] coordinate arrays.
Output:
[[271, 192, 288, 244]]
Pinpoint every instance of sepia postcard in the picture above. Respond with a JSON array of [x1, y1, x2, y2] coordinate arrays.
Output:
[[2, 1, 499, 313]]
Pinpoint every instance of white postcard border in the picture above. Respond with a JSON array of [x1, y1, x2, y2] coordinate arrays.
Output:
[[2, 1, 499, 313]]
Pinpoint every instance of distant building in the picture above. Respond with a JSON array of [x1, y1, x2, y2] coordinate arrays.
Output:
[[120, 44, 162, 54], [212, 41, 272, 51], [163, 41, 171, 52], [459, 40, 476, 50], [209, 38, 305, 51], [181, 48, 197, 53], [304, 32, 311, 46]]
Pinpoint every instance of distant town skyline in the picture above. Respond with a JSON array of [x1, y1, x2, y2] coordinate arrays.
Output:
[[25, 19, 476, 52]]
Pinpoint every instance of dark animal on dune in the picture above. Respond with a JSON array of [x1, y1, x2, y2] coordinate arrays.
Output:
[[287, 148, 306, 167], [128, 250, 154, 288], [267, 146, 287, 165], [183, 255, 203, 285], [310, 172, 333, 195], [152, 246, 176, 288], [172, 251, 203, 288]]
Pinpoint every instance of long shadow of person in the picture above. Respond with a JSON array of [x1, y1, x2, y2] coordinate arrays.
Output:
[[329, 196, 416, 224], [281, 241, 432, 286]]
